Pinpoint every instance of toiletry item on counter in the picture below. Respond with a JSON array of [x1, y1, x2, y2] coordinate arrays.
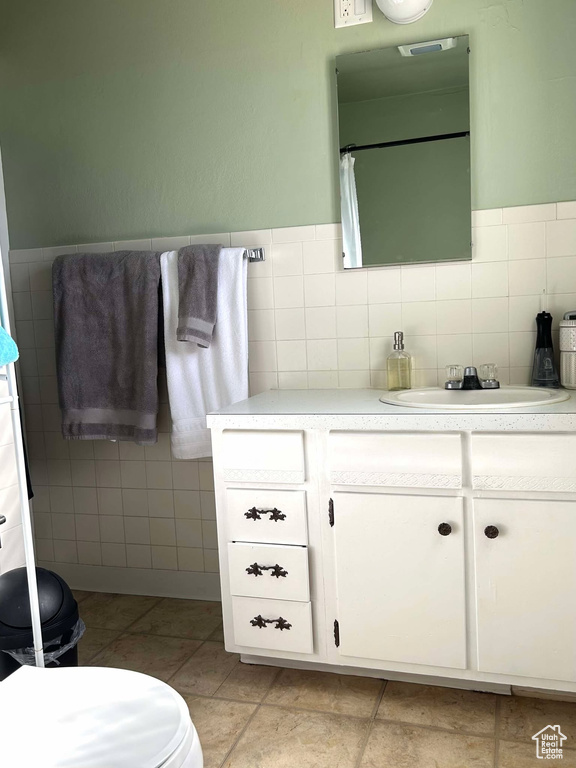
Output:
[[559, 311, 576, 389], [387, 331, 411, 391], [531, 311, 560, 388]]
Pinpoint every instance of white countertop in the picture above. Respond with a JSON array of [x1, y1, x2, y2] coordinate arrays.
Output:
[[207, 388, 576, 431]]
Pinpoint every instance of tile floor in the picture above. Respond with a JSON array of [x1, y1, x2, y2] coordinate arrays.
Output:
[[74, 591, 576, 768]]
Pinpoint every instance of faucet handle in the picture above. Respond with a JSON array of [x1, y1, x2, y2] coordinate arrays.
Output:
[[479, 363, 500, 389], [445, 365, 464, 390]]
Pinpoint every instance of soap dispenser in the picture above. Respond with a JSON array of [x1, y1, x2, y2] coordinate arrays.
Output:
[[387, 331, 412, 391], [531, 311, 560, 388]]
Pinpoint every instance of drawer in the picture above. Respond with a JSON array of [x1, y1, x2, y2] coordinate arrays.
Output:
[[329, 432, 462, 489], [472, 434, 576, 493], [226, 488, 308, 545], [231, 596, 313, 654], [228, 543, 310, 602], [221, 430, 305, 484]]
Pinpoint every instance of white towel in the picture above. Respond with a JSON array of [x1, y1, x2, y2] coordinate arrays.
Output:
[[161, 248, 249, 459]]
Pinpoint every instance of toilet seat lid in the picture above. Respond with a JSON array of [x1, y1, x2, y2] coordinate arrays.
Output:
[[0, 665, 191, 768]]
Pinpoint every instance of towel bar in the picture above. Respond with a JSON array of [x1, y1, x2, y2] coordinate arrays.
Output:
[[246, 248, 265, 263]]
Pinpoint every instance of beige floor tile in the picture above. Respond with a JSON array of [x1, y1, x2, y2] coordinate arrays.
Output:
[[171, 641, 240, 696], [498, 740, 576, 767], [216, 662, 280, 702], [91, 632, 201, 682], [265, 668, 383, 717], [360, 721, 494, 768], [77, 627, 120, 664], [223, 705, 369, 768], [208, 623, 224, 642], [129, 598, 222, 640], [79, 592, 161, 630], [377, 682, 497, 735], [73, 590, 94, 603], [500, 695, 576, 743], [185, 696, 257, 768]]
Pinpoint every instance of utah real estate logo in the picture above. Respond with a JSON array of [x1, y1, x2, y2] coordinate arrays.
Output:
[[532, 725, 567, 760]]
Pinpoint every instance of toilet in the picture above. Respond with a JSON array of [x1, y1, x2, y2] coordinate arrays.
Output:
[[0, 665, 203, 767]]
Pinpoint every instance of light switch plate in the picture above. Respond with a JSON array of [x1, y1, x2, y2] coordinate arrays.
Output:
[[334, 0, 373, 28]]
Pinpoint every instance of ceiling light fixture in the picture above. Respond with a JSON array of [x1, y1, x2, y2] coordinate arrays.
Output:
[[375, 0, 434, 24]]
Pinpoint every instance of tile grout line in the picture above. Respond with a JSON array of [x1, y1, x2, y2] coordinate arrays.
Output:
[[164, 638, 208, 689], [353, 679, 387, 768], [82, 594, 165, 664], [217, 666, 283, 768], [493, 695, 501, 768]]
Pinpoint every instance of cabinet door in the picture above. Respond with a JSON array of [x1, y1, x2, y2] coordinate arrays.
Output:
[[333, 493, 466, 669], [475, 499, 576, 682]]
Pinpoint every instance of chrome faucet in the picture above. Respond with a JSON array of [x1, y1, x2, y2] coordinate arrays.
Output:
[[444, 365, 500, 390]]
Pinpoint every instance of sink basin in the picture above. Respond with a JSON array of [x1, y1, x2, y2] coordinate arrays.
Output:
[[380, 386, 571, 410]]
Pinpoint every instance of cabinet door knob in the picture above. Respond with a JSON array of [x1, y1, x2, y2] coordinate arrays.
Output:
[[484, 525, 500, 539], [438, 522, 452, 536]]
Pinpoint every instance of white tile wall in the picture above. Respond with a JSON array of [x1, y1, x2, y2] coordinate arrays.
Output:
[[8, 203, 576, 593]]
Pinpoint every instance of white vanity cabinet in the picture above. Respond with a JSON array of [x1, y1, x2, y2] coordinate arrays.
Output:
[[208, 389, 576, 695], [331, 492, 467, 669], [474, 498, 576, 683]]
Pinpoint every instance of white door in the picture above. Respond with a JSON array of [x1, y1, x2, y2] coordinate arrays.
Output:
[[475, 498, 576, 682], [333, 492, 466, 669]]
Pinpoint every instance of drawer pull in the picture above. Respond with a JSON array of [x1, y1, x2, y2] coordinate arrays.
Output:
[[245, 507, 286, 522], [246, 562, 288, 578], [438, 523, 452, 536], [250, 614, 292, 631], [484, 525, 500, 539]]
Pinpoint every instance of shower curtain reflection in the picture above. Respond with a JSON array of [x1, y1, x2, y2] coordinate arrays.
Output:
[[339, 152, 363, 269]]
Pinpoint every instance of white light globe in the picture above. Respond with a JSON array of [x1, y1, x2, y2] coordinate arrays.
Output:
[[375, 0, 434, 24]]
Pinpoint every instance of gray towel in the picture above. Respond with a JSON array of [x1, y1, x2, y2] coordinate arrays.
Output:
[[177, 244, 221, 347], [53, 251, 161, 445]]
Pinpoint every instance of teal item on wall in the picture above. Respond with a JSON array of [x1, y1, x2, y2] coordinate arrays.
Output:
[[0, 0, 575, 249], [0, 325, 19, 367]]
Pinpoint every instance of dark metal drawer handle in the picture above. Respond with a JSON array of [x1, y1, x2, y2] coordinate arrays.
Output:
[[0, 515, 5, 550], [438, 523, 452, 536], [484, 525, 500, 539], [245, 507, 286, 521], [250, 615, 292, 631], [246, 563, 288, 578]]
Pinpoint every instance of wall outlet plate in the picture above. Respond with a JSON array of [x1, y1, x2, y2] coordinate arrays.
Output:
[[334, 0, 373, 28]]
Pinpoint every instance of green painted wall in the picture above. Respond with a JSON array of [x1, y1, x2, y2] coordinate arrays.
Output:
[[339, 87, 471, 265], [0, 0, 575, 249]]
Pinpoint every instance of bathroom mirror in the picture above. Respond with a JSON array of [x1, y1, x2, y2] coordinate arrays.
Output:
[[336, 35, 471, 268]]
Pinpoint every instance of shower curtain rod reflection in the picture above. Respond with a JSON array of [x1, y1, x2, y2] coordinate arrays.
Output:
[[340, 130, 470, 154]]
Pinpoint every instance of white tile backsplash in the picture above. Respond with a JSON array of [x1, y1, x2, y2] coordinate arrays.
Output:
[[401, 265, 436, 302], [472, 262, 509, 298], [472, 209, 503, 227], [273, 275, 304, 308], [557, 202, 576, 220], [547, 219, 576, 259], [508, 259, 546, 296], [502, 204, 556, 224], [303, 240, 341, 275], [472, 225, 507, 262], [304, 273, 335, 307], [508, 222, 546, 261], [11, 200, 576, 590], [367, 268, 402, 304], [271, 242, 303, 277], [335, 270, 367, 306]]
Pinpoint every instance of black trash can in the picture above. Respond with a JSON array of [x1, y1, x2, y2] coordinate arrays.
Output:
[[0, 566, 82, 680]]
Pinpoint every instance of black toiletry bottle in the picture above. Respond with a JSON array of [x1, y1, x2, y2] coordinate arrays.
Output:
[[531, 311, 560, 388]]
